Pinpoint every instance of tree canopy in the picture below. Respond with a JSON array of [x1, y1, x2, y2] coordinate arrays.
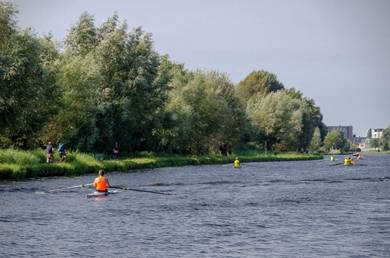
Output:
[[0, 2, 61, 148], [381, 127, 390, 151], [323, 131, 348, 151], [238, 70, 284, 101]]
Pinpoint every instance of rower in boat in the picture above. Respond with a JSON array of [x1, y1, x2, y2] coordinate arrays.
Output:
[[92, 170, 110, 193], [344, 156, 354, 166], [353, 152, 363, 160], [234, 157, 240, 168]]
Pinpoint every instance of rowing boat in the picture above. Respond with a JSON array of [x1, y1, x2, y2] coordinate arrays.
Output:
[[86, 189, 121, 198]]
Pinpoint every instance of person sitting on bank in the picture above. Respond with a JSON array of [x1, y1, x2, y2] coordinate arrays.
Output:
[[234, 157, 240, 168], [58, 143, 66, 162], [93, 170, 110, 192], [46, 141, 53, 163]]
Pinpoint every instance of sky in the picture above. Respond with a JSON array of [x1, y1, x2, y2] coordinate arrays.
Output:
[[13, 0, 390, 136]]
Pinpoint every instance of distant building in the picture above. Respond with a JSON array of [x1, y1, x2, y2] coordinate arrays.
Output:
[[328, 125, 353, 141], [353, 136, 366, 144], [371, 128, 384, 139]]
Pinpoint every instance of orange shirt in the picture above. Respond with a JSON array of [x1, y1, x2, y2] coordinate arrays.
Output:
[[94, 176, 109, 191]]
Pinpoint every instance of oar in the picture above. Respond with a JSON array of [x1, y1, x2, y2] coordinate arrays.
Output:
[[47, 183, 92, 193], [110, 186, 172, 195], [329, 163, 343, 167]]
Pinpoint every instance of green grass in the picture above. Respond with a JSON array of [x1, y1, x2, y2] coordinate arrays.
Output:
[[0, 149, 323, 180]]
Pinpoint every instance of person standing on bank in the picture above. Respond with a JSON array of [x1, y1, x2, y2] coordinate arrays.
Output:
[[58, 143, 66, 162], [113, 142, 120, 159], [46, 141, 54, 163]]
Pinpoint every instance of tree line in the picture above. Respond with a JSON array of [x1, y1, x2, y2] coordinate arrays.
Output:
[[0, 2, 328, 155]]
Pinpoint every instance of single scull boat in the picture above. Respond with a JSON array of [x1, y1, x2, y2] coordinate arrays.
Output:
[[86, 189, 121, 198]]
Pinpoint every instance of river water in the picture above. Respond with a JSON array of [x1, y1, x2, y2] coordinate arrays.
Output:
[[1, 154, 389, 257]]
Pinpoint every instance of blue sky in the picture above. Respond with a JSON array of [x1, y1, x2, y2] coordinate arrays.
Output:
[[14, 0, 390, 136]]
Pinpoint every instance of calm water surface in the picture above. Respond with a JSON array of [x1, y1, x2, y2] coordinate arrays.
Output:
[[1, 154, 389, 257]]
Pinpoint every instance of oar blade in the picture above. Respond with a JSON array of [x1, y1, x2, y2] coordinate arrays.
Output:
[[47, 183, 92, 193], [111, 186, 172, 195]]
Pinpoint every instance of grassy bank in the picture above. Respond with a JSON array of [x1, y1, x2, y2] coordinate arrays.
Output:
[[0, 149, 323, 180]]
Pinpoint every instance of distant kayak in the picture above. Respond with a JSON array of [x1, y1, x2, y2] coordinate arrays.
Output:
[[86, 189, 120, 198]]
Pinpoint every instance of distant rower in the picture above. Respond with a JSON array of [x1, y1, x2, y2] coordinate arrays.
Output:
[[344, 157, 353, 166], [353, 152, 363, 160], [234, 157, 240, 168]]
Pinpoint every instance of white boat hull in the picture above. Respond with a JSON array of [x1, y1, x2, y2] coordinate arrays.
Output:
[[86, 189, 120, 198]]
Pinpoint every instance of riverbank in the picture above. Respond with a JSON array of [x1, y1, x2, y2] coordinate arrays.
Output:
[[0, 149, 323, 180]]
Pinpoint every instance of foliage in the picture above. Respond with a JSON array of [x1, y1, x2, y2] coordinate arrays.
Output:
[[0, 148, 322, 180], [370, 138, 380, 149], [309, 127, 322, 152], [247, 91, 303, 151], [0, 2, 61, 148], [0, 148, 45, 164], [285, 88, 327, 150], [323, 131, 348, 151], [381, 127, 390, 151], [237, 70, 284, 101], [163, 71, 246, 155], [65, 12, 97, 56], [39, 14, 169, 153], [40, 54, 100, 150]]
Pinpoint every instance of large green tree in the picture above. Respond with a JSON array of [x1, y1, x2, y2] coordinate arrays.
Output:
[[54, 13, 170, 153], [0, 2, 61, 148], [164, 71, 246, 154], [93, 24, 166, 152], [238, 71, 326, 152], [285, 88, 327, 150], [40, 54, 101, 151], [247, 91, 303, 151], [323, 131, 347, 151]]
